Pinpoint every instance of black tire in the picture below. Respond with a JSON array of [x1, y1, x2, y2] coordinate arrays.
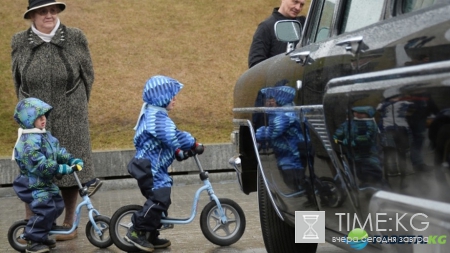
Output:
[[109, 205, 142, 252], [8, 220, 27, 252], [320, 177, 345, 208], [85, 215, 113, 248], [258, 170, 318, 253], [200, 198, 246, 246]]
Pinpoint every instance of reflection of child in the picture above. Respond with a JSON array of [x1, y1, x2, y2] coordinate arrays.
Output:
[[252, 79, 289, 129], [126, 75, 204, 252], [12, 98, 82, 253], [333, 106, 384, 185], [255, 86, 333, 206], [255, 86, 308, 190]]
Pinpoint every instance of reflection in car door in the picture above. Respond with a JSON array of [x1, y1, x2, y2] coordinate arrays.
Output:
[[337, 0, 450, 238], [298, 0, 377, 237], [299, 0, 450, 239]]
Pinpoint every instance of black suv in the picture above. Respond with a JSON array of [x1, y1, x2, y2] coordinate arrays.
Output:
[[229, 0, 450, 252]]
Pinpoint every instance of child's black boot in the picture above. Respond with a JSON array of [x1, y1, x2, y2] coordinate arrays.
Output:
[[124, 226, 154, 252], [149, 230, 171, 249], [43, 237, 56, 249], [26, 241, 49, 253]]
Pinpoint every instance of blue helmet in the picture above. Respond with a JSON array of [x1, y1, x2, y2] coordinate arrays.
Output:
[[351, 106, 375, 117]]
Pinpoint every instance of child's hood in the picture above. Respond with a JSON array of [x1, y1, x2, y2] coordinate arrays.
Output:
[[351, 106, 375, 118], [142, 75, 184, 108], [261, 86, 296, 106], [14, 98, 52, 129]]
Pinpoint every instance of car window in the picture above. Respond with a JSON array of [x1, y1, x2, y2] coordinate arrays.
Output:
[[314, 0, 337, 42], [341, 0, 385, 33], [402, 0, 438, 13]]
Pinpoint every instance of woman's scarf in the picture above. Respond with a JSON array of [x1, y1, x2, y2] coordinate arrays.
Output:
[[31, 18, 60, 42]]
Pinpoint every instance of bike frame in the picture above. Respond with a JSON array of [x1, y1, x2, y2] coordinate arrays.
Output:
[[47, 172, 104, 237], [160, 155, 229, 225]]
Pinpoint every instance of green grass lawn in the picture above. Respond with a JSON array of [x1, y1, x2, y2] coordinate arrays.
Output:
[[0, 0, 310, 157]]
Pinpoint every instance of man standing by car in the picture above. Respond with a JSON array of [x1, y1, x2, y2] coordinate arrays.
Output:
[[248, 0, 306, 68]]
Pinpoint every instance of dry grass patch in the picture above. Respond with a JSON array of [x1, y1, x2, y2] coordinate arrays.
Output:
[[0, 0, 310, 156]]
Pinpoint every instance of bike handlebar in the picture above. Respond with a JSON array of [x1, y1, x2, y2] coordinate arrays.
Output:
[[55, 164, 82, 180]]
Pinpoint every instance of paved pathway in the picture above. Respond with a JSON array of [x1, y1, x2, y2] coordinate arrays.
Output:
[[1, 179, 347, 252]]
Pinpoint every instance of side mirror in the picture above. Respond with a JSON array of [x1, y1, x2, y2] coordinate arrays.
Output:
[[274, 20, 302, 53]]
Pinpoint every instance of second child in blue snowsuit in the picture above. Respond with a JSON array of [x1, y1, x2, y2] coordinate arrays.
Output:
[[333, 106, 384, 186], [125, 75, 203, 252], [12, 98, 82, 253]]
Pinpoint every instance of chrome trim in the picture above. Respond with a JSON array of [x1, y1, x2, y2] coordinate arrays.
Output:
[[296, 80, 303, 90], [247, 119, 285, 220], [300, 105, 332, 151], [326, 59, 450, 90], [233, 106, 302, 114], [369, 190, 450, 252], [336, 36, 363, 54], [228, 156, 242, 174], [289, 51, 310, 65], [370, 190, 450, 215], [232, 118, 252, 126], [228, 155, 243, 188]]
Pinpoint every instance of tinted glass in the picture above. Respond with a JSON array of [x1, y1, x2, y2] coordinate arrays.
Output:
[[315, 0, 337, 42], [402, 0, 438, 13], [341, 0, 385, 33]]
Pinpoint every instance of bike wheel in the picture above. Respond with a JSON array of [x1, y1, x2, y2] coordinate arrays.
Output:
[[200, 198, 246, 246], [8, 220, 27, 252], [320, 177, 345, 208], [109, 204, 142, 252], [85, 215, 113, 248]]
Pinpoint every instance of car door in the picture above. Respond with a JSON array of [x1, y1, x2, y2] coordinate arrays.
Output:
[[298, 0, 450, 239], [292, 0, 389, 237]]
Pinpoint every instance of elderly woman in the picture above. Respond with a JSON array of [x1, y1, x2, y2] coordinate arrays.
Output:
[[11, 0, 102, 242]]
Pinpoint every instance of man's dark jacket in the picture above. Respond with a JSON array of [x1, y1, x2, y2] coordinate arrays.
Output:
[[248, 8, 305, 68]]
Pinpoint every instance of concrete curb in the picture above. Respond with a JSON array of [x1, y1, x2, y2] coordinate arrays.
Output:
[[0, 143, 238, 198], [0, 172, 239, 198]]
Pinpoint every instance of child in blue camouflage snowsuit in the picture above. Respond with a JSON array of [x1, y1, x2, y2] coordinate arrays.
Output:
[[11, 98, 83, 253], [333, 106, 384, 186], [125, 75, 204, 252]]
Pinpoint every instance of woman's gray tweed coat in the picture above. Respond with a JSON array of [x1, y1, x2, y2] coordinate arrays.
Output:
[[11, 24, 95, 187]]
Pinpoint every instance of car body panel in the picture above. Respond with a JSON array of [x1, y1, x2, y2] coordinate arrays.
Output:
[[323, 60, 450, 245], [230, 0, 450, 252]]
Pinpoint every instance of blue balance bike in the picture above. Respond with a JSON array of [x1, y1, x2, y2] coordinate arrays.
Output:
[[109, 154, 246, 252], [8, 166, 112, 251]]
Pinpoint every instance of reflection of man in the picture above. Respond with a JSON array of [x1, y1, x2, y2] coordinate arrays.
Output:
[[377, 88, 413, 177], [248, 0, 306, 68], [405, 90, 439, 171]]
